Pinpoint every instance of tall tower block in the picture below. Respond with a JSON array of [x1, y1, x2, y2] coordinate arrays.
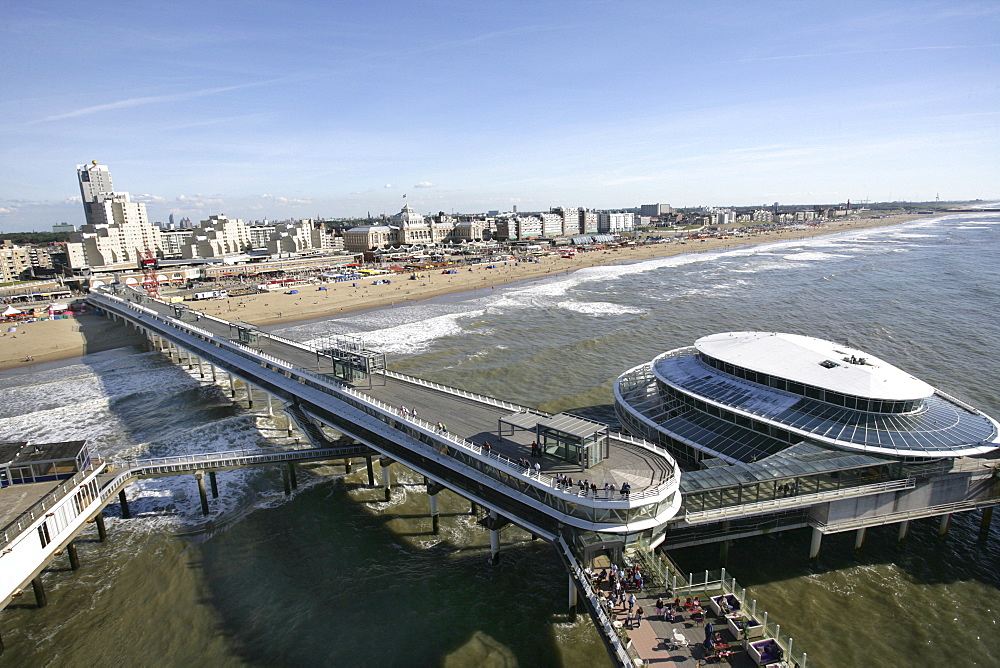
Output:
[[77, 161, 114, 225]]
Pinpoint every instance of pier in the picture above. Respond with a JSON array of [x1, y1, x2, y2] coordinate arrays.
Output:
[[1, 286, 998, 666]]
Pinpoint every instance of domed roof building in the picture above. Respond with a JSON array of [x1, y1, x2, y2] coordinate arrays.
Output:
[[616, 332, 1000, 465]]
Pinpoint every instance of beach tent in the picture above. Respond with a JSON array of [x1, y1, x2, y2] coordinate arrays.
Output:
[[49, 303, 70, 312], [2, 306, 22, 316]]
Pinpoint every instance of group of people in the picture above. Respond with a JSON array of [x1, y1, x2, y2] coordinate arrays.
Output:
[[553, 476, 633, 498]]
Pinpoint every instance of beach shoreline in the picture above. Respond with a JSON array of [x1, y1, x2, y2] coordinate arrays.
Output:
[[0, 213, 935, 370]]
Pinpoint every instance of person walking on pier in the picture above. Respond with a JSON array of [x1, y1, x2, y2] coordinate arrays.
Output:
[[635, 606, 644, 627], [627, 593, 636, 613], [533, 461, 541, 476]]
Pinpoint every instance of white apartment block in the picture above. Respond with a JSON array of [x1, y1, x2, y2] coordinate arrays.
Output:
[[540, 212, 563, 237], [597, 212, 636, 234]]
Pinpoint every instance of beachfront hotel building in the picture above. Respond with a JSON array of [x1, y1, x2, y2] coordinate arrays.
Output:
[[342, 205, 488, 252], [616, 332, 1000, 466]]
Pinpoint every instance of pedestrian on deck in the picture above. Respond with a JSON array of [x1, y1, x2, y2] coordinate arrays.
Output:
[[400, 406, 408, 417], [656, 597, 665, 619], [530, 441, 538, 457], [635, 606, 644, 626], [590, 482, 598, 496], [412, 408, 418, 418], [627, 593, 636, 612], [533, 462, 541, 476]]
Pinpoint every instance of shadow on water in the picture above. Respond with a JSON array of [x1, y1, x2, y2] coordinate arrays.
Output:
[[196, 479, 591, 667]]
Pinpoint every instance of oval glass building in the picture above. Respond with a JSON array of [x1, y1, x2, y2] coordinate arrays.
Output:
[[616, 332, 1000, 465]]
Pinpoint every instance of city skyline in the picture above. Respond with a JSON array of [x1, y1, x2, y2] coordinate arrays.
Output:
[[1, 1, 998, 231]]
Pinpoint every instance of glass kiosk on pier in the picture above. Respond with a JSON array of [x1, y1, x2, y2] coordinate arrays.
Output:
[[499, 412, 610, 467]]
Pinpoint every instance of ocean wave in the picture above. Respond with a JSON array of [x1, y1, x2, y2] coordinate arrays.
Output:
[[555, 301, 646, 316], [781, 252, 852, 261]]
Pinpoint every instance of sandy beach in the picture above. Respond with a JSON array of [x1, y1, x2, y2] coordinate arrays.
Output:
[[0, 213, 931, 371]]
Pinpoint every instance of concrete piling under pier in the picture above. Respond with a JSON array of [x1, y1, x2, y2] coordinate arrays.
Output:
[[980, 506, 994, 538], [489, 510, 500, 565], [938, 513, 952, 537], [30, 577, 46, 609], [427, 481, 445, 535], [196, 473, 210, 515], [366, 455, 375, 486], [95, 513, 107, 542], [209, 471, 219, 498], [380, 457, 394, 501], [898, 519, 911, 543], [118, 490, 131, 519], [67, 542, 80, 571], [287, 462, 297, 490], [809, 527, 823, 561]]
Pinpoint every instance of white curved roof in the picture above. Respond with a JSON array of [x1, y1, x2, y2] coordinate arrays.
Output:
[[695, 332, 934, 401]]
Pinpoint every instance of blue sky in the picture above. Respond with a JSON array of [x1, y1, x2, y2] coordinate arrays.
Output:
[[1, 0, 998, 231]]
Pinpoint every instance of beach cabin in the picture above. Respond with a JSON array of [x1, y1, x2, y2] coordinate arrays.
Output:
[[0, 441, 91, 487]]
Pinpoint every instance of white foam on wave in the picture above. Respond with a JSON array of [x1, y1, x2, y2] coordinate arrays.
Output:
[[781, 251, 852, 261], [556, 301, 646, 317], [0, 395, 128, 447], [324, 308, 486, 355], [730, 261, 809, 274], [0, 354, 193, 420]]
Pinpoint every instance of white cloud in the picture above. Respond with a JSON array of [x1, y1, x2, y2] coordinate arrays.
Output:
[[132, 193, 166, 203], [384, 184, 395, 189], [254, 194, 312, 205], [34, 80, 279, 124], [175, 194, 225, 208], [0, 207, 12, 214], [413, 181, 435, 188]]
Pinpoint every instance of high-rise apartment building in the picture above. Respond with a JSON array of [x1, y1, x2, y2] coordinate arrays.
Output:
[[77, 162, 115, 226]]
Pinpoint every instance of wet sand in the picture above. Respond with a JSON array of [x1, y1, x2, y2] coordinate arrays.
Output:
[[0, 213, 930, 370]]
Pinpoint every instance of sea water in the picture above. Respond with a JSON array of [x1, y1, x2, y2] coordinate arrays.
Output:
[[1, 213, 998, 666]]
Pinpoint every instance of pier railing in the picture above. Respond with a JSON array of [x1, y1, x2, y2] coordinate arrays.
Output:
[[556, 535, 634, 668], [1, 460, 105, 551], [681, 475, 917, 523]]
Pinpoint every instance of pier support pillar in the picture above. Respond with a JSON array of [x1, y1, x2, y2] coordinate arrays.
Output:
[[198, 357, 205, 378], [430, 493, 440, 535], [282, 467, 292, 496], [209, 471, 219, 498], [897, 520, 910, 543], [31, 577, 47, 608], [938, 513, 952, 538], [344, 458, 352, 474], [246, 384, 253, 408], [288, 462, 298, 490], [854, 527, 867, 552], [67, 541, 80, 571], [228, 373, 236, 398], [211, 365, 217, 382], [196, 473, 210, 515], [489, 511, 500, 566], [118, 490, 131, 519], [980, 507, 994, 538], [366, 456, 375, 486], [381, 460, 393, 501], [95, 513, 107, 542], [809, 527, 823, 561], [719, 520, 732, 565], [470, 501, 478, 515], [266, 394, 274, 417], [568, 573, 578, 621]]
